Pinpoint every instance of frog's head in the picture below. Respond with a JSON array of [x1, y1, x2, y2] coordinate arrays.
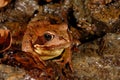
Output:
[[28, 21, 71, 60]]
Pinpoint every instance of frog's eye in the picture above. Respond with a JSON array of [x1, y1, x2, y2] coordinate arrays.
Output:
[[44, 33, 54, 41]]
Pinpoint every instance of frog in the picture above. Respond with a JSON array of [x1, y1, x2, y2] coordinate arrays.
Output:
[[22, 20, 73, 70]]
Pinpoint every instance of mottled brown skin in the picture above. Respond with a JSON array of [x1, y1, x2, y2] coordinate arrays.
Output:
[[22, 21, 72, 69]]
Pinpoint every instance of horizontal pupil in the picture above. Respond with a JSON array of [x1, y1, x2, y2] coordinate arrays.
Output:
[[44, 33, 52, 41]]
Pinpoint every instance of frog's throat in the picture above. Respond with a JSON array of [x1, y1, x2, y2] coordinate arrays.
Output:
[[34, 48, 64, 60]]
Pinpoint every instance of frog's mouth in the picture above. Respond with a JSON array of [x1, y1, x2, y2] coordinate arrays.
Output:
[[33, 45, 64, 60]]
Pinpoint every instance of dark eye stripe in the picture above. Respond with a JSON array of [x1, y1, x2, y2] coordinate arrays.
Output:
[[34, 36, 47, 45], [34, 33, 54, 45]]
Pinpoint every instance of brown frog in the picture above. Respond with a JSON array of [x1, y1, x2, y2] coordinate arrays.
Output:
[[22, 21, 73, 69]]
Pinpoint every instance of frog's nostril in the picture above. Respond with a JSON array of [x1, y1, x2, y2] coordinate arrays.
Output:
[[59, 36, 64, 40]]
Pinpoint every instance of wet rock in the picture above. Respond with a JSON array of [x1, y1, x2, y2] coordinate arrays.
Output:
[[0, 0, 39, 23], [87, 0, 120, 26], [32, 0, 72, 23], [99, 33, 120, 55], [0, 64, 35, 80], [72, 33, 120, 79]]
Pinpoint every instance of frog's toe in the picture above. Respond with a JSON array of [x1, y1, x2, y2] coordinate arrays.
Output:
[[53, 57, 73, 72]]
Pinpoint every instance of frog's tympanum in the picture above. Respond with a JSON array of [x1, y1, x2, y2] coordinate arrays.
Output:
[[0, 29, 12, 53], [22, 21, 72, 69]]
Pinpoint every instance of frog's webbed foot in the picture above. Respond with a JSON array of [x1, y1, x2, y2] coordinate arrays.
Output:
[[53, 47, 73, 72]]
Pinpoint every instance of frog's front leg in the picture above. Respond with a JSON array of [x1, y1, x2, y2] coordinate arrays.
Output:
[[28, 50, 46, 66], [54, 47, 73, 71], [22, 36, 46, 66]]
